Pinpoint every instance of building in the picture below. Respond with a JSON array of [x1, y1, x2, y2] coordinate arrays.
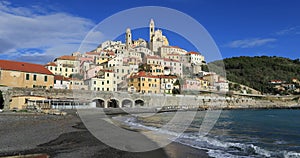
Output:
[[159, 46, 187, 57], [159, 75, 178, 94], [163, 58, 183, 77], [150, 64, 164, 76], [146, 55, 163, 65], [186, 52, 205, 65], [0, 60, 54, 89], [214, 81, 229, 92], [128, 71, 160, 94], [182, 79, 201, 91], [84, 70, 117, 91], [69, 78, 88, 90], [149, 19, 169, 52], [53, 75, 70, 89], [45, 55, 80, 78]]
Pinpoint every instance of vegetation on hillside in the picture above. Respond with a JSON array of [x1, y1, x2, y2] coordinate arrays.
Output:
[[208, 56, 300, 94]]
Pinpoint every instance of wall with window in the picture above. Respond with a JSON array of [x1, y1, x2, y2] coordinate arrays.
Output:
[[0, 70, 54, 89]]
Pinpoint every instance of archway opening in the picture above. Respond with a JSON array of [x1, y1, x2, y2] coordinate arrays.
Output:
[[108, 99, 119, 108], [122, 99, 133, 107], [93, 99, 105, 108], [135, 99, 144, 107]]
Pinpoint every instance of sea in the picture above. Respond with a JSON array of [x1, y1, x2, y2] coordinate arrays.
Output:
[[113, 109, 300, 158]]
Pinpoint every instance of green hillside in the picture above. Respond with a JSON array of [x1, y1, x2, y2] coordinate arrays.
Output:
[[208, 56, 300, 94]]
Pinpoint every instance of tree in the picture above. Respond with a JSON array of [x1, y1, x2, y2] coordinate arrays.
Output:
[[0, 90, 4, 109], [69, 73, 83, 80]]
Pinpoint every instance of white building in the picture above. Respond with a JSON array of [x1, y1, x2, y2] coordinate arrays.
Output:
[[54, 75, 70, 89], [158, 46, 187, 57], [84, 70, 117, 92]]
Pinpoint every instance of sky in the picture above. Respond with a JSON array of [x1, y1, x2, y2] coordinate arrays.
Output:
[[0, 0, 299, 64]]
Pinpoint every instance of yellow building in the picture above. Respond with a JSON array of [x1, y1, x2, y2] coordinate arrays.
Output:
[[128, 71, 160, 94], [0, 60, 54, 89], [150, 64, 164, 76], [9, 96, 48, 110], [197, 78, 209, 90], [45, 55, 80, 78]]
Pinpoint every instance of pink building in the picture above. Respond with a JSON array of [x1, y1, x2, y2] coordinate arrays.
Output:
[[84, 66, 103, 80], [182, 79, 201, 91]]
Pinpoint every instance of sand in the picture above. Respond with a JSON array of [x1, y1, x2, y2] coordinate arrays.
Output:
[[0, 110, 209, 158]]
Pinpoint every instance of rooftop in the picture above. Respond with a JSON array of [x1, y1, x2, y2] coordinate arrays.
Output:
[[0, 60, 53, 75]]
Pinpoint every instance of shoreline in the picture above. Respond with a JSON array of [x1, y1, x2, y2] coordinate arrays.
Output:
[[0, 110, 210, 158]]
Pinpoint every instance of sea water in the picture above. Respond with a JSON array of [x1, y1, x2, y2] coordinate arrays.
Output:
[[114, 109, 300, 158]]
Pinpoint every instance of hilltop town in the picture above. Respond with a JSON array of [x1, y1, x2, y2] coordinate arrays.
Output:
[[0, 19, 228, 96]]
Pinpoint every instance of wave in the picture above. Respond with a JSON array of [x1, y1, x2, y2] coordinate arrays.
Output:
[[113, 116, 300, 158]]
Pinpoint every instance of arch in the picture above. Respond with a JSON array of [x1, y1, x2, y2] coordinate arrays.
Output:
[[93, 99, 105, 108], [135, 99, 145, 107], [122, 99, 133, 107], [108, 98, 119, 108]]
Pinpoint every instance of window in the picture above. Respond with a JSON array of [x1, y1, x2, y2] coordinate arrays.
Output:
[[148, 79, 152, 82], [55, 67, 57, 71], [26, 74, 30, 80], [94, 81, 96, 84], [50, 67, 52, 70], [102, 81, 104, 85], [44, 76, 48, 82], [107, 88, 109, 91], [107, 73, 109, 77], [142, 83, 144, 86], [54, 80, 56, 84], [107, 80, 109, 84], [33, 74, 37, 81]]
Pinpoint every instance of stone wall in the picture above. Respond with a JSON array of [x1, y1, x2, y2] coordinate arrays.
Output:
[[0, 87, 298, 110]]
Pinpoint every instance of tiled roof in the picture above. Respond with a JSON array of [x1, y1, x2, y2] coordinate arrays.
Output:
[[159, 75, 178, 79], [54, 75, 70, 81], [44, 62, 57, 67], [100, 69, 114, 73], [129, 71, 160, 78], [163, 58, 180, 62], [186, 51, 201, 55], [56, 55, 77, 61], [146, 55, 162, 60], [69, 78, 82, 81], [0, 60, 53, 75], [85, 52, 100, 55]]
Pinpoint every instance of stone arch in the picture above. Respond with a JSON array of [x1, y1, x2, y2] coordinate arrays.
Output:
[[93, 98, 105, 108], [108, 98, 120, 108], [121, 99, 133, 107], [135, 99, 145, 107]]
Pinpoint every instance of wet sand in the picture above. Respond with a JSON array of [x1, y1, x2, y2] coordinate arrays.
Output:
[[0, 110, 209, 158]]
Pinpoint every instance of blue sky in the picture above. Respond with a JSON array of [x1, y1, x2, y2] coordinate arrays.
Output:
[[0, 0, 299, 64]]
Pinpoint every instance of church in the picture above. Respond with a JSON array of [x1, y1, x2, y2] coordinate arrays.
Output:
[[125, 19, 169, 53]]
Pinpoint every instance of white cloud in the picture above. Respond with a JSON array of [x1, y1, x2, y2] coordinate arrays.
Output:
[[275, 26, 300, 35], [225, 38, 277, 48], [0, 1, 100, 63]]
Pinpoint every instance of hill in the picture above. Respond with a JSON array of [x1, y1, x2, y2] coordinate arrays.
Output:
[[208, 56, 300, 94]]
